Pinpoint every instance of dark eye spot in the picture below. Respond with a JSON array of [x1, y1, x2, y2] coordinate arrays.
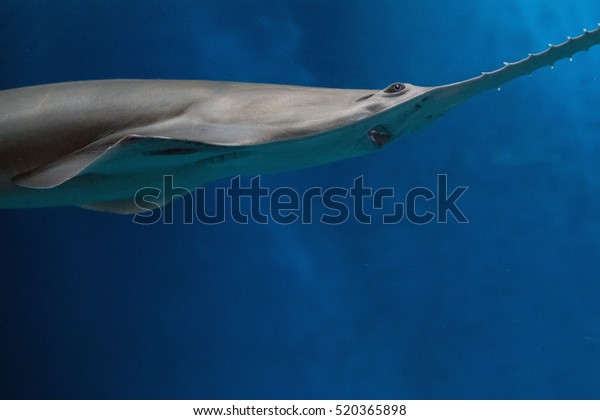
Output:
[[384, 83, 406, 94]]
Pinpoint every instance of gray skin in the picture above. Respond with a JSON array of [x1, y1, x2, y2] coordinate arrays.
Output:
[[0, 25, 599, 213]]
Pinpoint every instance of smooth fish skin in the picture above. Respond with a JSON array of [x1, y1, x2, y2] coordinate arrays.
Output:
[[1, 25, 599, 214]]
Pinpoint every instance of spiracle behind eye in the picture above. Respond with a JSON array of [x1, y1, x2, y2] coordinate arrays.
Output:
[[368, 126, 393, 147], [384, 83, 405, 94]]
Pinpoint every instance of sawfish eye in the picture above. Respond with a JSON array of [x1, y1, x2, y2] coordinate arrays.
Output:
[[384, 83, 405, 94]]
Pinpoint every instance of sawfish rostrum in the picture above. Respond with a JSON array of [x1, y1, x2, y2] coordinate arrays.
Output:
[[1, 25, 599, 213]]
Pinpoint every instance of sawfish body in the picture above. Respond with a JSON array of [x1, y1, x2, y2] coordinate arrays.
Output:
[[1, 25, 599, 213]]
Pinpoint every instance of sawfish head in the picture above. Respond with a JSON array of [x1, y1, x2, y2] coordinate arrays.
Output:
[[348, 81, 454, 149], [237, 23, 600, 171], [356, 24, 600, 152]]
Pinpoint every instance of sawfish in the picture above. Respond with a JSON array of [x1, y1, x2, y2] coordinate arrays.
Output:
[[1, 25, 599, 214]]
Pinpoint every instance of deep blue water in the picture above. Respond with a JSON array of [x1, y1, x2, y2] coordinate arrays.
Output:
[[1, 0, 600, 399]]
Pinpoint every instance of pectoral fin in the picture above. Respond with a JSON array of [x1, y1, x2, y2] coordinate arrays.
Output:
[[12, 135, 228, 189]]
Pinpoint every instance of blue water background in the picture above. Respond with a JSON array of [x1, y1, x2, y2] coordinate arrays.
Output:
[[1, 0, 600, 398]]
